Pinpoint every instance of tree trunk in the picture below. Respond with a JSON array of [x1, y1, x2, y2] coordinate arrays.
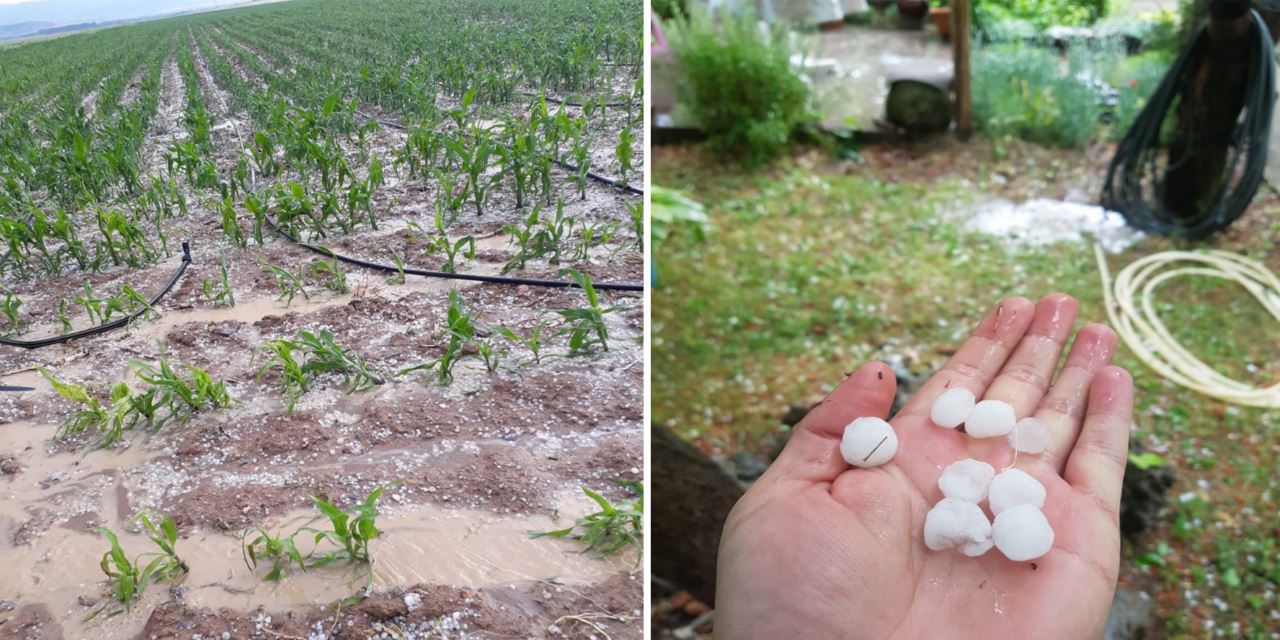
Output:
[[652, 424, 745, 606]]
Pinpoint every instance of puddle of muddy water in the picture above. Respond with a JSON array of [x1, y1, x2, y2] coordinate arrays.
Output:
[[0, 476, 631, 640]]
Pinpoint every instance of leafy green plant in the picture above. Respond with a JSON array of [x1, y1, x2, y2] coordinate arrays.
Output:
[[40, 367, 111, 442], [972, 43, 1110, 148], [665, 7, 815, 166], [304, 485, 391, 570], [89, 511, 185, 618], [262, 261, 311, 307], [399, 289, 475, 385], [129, 359, 232, 429], [201, 253, 236, 307], [242, 524, 309, 582], [307, 255, 349, 294], [557, 269, 619, 354], [255, 329, 381, 413], [384, 248, 407, 284], [1, 289, 22, 334], [529, 481, 643, 557], [495, 320, 548, 365]]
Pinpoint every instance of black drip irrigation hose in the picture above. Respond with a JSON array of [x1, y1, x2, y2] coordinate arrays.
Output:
[[0, 242, 192, 350], [515, 90, 629, 108], [267, 221, 643, 292], [0, 385, 34, 392], [353, 110, 644, 196], [1101, 10, 1275, 239]]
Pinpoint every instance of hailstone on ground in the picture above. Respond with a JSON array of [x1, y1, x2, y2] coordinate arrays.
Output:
[[988, 468, 1047, 514], [923, 497, 993, 556], [937, 458, 995, 503], [839, 417, 898, 468], [992, 503, 1055, 561], [965, 399, 1016, 438], [930, 387, 975, 429], [1009, 417, 1051, 454]]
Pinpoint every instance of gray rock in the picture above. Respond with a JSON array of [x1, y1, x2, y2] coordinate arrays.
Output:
[[0, 599, 15, 612], [77, 595, 99, 607], [1103, 588, 1155, 640]]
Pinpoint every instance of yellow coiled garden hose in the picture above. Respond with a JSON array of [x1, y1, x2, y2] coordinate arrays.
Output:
[[1095, 243, 1280, 408]]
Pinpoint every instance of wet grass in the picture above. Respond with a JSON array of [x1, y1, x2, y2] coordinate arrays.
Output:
[[652, 142, 1280, 635]]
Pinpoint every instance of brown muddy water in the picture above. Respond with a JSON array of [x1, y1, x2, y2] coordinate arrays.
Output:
[[0, 283, 637, 639]]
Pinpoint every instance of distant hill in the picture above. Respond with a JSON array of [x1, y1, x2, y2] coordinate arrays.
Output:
[[0, 21, 56, 40]]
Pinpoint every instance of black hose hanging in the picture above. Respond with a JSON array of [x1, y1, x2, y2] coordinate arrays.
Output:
[[1101, 10, 1275, 239], [0, 242, 192, 349]]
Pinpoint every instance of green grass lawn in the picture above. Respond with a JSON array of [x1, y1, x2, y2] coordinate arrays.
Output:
[[653, 140, 1280, 636]]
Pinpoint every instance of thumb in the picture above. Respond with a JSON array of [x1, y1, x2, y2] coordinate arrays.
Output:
[[765, 361, 897, 484]]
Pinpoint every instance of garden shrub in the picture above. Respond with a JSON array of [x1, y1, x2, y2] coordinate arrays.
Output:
[[972, 43, 1110, 148], [665, 8, 815, 166]]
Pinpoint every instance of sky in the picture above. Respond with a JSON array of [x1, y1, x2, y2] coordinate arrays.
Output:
[[0, 0, 234, 25]]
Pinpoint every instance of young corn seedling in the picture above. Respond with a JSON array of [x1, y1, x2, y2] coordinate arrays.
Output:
[[39, 367, 111, 442], [242, 524, 308, 582], [399, 289, 474, 385], [58, 299, 73, 332], [220, 195, 246, 248], [74, 283, 105, 325], [304, 485, 391, 572], [201, 253, 235, 308], [307, 255, 349, 294], [129, 359, 232, 430], [261, 261, 310, 307], [1, 289, 22, 335], [557, 269, 619, 354], [615, 123, 636, 188], [529, 481, 643, 557], [104, 285, 158, 323], [255, 330, 381, 413], [423, 206, 475, 273], [476, 341, 504, 373], [89, 510, 186, 619], [495, 320, 548, 366], [384, 248, 406, 285]]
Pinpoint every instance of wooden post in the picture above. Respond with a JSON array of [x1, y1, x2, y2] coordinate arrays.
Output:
[[952, 0, 972, 139]]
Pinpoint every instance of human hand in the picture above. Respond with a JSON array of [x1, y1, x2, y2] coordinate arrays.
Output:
[[715, 294, 1132, 639]]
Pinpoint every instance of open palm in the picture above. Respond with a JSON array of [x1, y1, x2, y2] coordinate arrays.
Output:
[[716, 294, 1133, 639]]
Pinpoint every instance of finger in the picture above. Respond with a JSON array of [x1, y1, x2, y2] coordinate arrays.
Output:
[[980, 293, 1079, 418], [896, 296, 1036, 420], [1023, 323, 1118, 475], [1063, 366, 1133, 516], [767, 361, 897, 483]]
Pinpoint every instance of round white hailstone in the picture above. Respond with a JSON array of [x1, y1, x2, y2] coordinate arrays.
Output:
[[937, 458, 996, 503], [923, 497, 992, 552], [840, 417, 898, 468], [992, 503, 1055, 561], [988, 468, 1047, 515], [1008, 417, 1052, 454], [965, 399, 1016, 438], [930, 387, 975, 429], [962, 536, 995, 557]]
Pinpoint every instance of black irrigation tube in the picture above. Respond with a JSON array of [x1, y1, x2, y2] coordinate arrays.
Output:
[[0, 242, 192, 350], [0, 385, 34, 392], [267, 221, 644, 292], [515, 90, 628, 108], [354, 110, 644, 196]]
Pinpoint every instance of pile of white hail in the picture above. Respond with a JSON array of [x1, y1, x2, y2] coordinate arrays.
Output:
[[838, 387, 1055, 562]]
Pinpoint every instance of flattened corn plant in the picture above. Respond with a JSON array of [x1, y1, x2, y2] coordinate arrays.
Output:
[[242, 485, 392, 582], [254, 329, 382, 413], [39, 360, 232, 449], [530, 481, 643, 558]]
